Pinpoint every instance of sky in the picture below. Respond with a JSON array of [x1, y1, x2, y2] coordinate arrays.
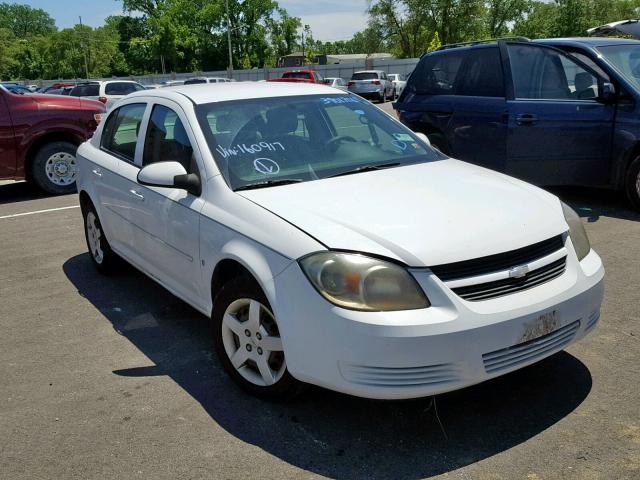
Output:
[[23, 0, 369, 42]]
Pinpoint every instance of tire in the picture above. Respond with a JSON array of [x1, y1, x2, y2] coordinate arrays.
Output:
[[212, 275, 304, 401], [31, 141, 79, 195], [427, 133, 450, 156], [82, 201, 121, 274], [625, 155, 640, 211]]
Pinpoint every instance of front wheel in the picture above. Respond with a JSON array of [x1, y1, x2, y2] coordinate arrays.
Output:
[[212, 275, 303, 400], [31, 141, 78, 194], [625, 155, 640, 211]]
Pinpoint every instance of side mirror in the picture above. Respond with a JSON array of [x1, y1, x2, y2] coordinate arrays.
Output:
[[414, 132, 431, 146], [599, 82, 616, 104], [137, 161, 201, 196]]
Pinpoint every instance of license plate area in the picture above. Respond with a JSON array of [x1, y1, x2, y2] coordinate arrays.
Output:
[[520, 310, 561, 343]]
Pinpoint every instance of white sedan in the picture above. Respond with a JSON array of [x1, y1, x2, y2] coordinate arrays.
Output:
[[76, 82, 604, 400]]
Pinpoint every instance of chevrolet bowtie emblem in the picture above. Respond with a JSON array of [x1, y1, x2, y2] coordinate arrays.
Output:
[[509, 265, 530, 279]]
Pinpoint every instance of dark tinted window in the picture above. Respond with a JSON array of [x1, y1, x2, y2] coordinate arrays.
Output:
[[143, 104, 196, 174], [352, 72, 378, 80], [283, 72, 313, 79], [105, 82, 143, 95], [409, 51, 466, 95], [69, 84, 99, 97], [457, 47, 505, 97], [508, 44, 599, 100], [184, 78, 207, 85], [100, 103, 146, 162]]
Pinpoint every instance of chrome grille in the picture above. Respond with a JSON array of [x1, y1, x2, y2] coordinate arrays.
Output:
[[430, 235, 565, 281], [452, 257, 567, 301], [483, 320, 580, 374]]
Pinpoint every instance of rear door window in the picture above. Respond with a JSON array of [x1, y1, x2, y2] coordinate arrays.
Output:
[[409, 51, 466, 95], [456, 47, 505, 97]]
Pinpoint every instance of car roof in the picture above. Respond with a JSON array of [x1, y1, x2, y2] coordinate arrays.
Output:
[[126, 81, 345, 105], [535, 37, 640, 48], [354, 70, 383, 74]]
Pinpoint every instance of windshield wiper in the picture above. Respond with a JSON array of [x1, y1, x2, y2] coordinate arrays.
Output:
[[234, 178, 304, 191], [327, 162, 401, 178]]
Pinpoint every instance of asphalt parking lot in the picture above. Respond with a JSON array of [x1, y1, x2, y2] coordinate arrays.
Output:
[[1, 125, 639, 478]]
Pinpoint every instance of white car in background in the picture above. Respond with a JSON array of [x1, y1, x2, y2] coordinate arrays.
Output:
[[348, 70, 395, 102], [184, 76, 233, 85], [388, 73, 407, 96], [76, 82, 604, 401], [69, 80, 146, 110], [160, 80, 185, 88], [323, 77, 348, 91]]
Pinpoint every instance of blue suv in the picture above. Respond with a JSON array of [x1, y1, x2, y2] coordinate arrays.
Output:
[[394, 37, 640, 209]]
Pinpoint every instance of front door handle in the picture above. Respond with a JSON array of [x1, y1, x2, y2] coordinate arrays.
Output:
[[516, 113, 538, 125], [92, 168, 103, 177], [129, 189, 145, 201]]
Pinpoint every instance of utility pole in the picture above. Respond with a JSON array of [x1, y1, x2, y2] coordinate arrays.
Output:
[[79, 16, 89, 79], [225, 0, 233, 79]]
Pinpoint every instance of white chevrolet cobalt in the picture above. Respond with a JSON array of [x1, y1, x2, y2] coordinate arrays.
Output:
[[76, 82, 604, 400]]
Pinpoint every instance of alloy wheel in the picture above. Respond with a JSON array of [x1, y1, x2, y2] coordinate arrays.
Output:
[[221, 298, 286, 387], [86, 211, 104, 264]]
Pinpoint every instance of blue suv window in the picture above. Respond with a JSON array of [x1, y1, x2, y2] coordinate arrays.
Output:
[[456, 47, 504, 97], [409, 51, 466, 95]]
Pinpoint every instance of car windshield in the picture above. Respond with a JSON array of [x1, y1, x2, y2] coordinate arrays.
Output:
[[196, 94, 445, 191], [352, 72, 378, 80], [597, 44, 640, 89]]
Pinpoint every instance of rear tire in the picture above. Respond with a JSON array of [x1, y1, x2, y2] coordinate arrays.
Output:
[[82, 201, 121, 274], [31, 141, 78, 195], [212, 275, 304, 401], [625, 155, 640, 211]]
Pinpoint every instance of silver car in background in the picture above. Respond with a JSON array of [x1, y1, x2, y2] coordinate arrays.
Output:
[[388, 73, 407, 97], [347, 70, 395, 102], [323, 77, 348, 91]]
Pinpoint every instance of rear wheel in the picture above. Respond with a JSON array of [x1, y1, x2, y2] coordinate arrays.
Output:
[[82, 201, 121, 274], [212, 275, 303, 400], [625, 155, 640, 211], [31, 141, 78, 194]]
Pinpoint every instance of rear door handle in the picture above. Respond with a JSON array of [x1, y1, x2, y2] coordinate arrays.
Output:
[[516, 113, 538, 125], [129, 189, 144, 201], [92, 168, 102, 177]]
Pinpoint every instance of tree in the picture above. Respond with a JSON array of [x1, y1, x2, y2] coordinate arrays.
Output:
[[486, 0, 532, 37], [0, 3, 56, 38]]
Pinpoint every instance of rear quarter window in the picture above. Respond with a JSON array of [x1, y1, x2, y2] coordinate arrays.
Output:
[[408, 51, 466, 95]]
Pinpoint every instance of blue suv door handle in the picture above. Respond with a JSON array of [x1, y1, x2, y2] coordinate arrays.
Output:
[[516, 113, 538, 125]]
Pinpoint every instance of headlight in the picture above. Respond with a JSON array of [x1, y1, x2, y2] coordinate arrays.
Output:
[[561, 202, 591, 261], [299, 252, 430, 311]]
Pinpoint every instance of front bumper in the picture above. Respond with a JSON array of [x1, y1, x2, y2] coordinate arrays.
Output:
[[269, 244, 604, 399]]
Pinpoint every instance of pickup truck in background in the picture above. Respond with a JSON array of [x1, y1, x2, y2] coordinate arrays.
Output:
[[0, 85, 105, 194], [267, 70, 324, 84]]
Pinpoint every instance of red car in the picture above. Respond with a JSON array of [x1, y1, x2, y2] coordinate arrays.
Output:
[[267, 70, 324, 84], [0, 84, 105, 194]]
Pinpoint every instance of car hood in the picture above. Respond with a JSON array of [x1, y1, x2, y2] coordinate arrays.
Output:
[[238, 160, 568, 267], [31, 93, 104, 111]]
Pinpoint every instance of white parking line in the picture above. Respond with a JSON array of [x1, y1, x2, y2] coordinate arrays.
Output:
[[0, 205, 80, 220]]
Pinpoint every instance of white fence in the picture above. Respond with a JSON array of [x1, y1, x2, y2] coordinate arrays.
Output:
[[27, 57, 420, 88]]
